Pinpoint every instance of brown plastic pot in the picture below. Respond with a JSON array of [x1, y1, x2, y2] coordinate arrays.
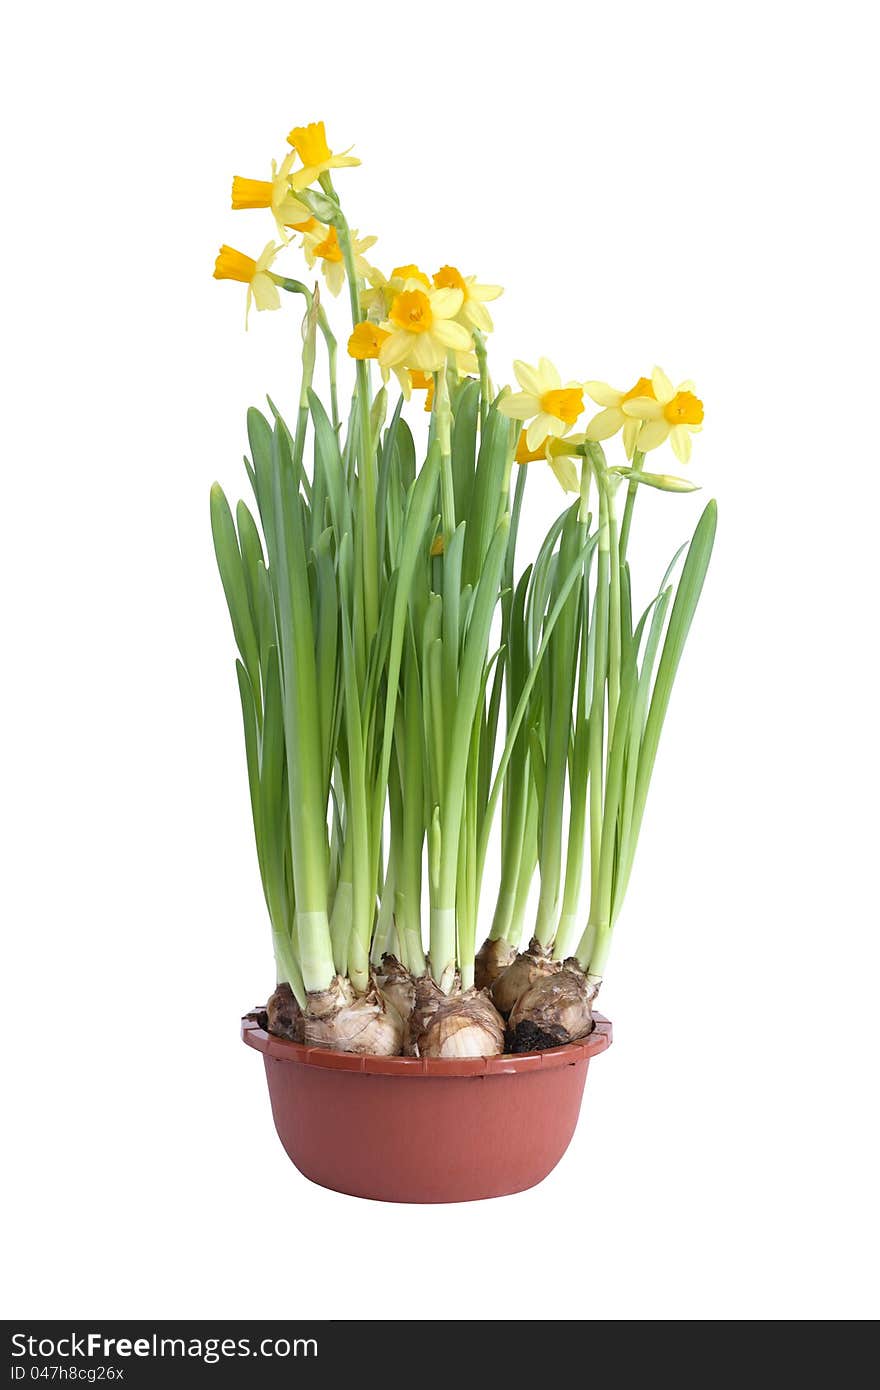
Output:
[[242, 1013, 611, 1203]]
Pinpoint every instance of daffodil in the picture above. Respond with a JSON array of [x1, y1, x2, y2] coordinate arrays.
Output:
[[378, 284, 472, 373], [621, 367, 704, 464], [231, 153, 312, 239], [391, 264, 431, 288], [584, 376, 656, 459], [213, 242, 280, 324], [498, 359, 585, 450], [514, 430, 582, 494], [302, 224, 377, 297], [361, 264, 431, 321], [433, 266, 503, 333], [347, 321, 411, 397], [287, 121, 360, 191]]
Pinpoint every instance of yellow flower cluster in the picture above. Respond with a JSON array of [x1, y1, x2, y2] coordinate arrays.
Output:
[[499, 360, 704, 468], [213, 121, 704, 474], [214, 121, 366, 319]]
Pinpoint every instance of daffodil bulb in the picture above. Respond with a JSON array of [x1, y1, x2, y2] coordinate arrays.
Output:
[[490, 937, 561, 1018], [411, 989, 505, 1060], [375, 954, 416, 1027], [506, 959, 596, 1053], [265, 982, 304, 1042], [404, 973, 448, 1055], [303, 976, 404, 1055], [474, 937, 518, 992]]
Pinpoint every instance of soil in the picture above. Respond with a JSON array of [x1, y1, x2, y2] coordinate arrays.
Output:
[[507, 1019, 570, 1053]]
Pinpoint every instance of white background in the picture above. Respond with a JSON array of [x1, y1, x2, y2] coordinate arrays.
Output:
[[3, 0, 878, 1322]]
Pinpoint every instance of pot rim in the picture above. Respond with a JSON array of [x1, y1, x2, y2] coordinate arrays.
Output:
[[241, 1012, 611, 1076]]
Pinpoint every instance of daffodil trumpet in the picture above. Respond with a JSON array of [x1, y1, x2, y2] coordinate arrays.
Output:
[[211, 122, 717, 1057]]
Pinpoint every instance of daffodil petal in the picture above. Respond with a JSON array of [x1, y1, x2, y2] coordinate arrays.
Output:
[[498, 391, 540, 420], [635, 419, 669, 452], [585, 408, 623, 441], [547, 454, 580, 494], [527, 414, 564, 449], [432, 318, 472, 350], [465, 300, 494, 333], [513, 360, 545, 395], [651, 367, 675, 404], [470, 283, 503, 302], [379, 333, 412, 368], [584, 381, 622, 407], [430, 287, 464, 317], [669, 425, 693, 464], [621, 397, 662, 420], [537, 357, 561, 389], [622, 418, 642, 459], [251, 274, 281, 311]]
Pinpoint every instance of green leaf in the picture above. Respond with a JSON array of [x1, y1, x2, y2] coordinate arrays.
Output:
[[308, 388, 350, 541], [451, 378, 480, 522], [235, 659, 264, 882], [461, 403, 511, 590], [210, 485, 262, 720], [618, 499, 717, 911]]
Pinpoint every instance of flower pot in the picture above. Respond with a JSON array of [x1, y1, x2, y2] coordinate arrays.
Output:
[[241, 1013, 612, 1203]]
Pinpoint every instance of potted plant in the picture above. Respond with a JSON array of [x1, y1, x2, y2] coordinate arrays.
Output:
[[211, 121, 716, 1202]]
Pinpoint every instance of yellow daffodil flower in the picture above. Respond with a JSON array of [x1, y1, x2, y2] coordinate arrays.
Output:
[[231, 153, 312, 239], [514, 430, 582, 494], [213, 242, 281, 324], [347, 321, 411, 398], [498, 359, 585, 450], [302, 224, 377, 297], [584, 376, 656, 459], [433, 266, 503, 333], [286, 121, 360, 191], [378, 284, 472, 373], [361, 264, 431, 321], [621, 367, 704, 464], [348, 321, 391, 360], [392, 264, 431, 287]]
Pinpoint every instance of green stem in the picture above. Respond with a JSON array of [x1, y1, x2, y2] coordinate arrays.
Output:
[[321, 178, 379, 650], [617, 451, 643, 565], [606, 482, 621, 747], [274, 276, 339, 434], [585, 466, 609, 937], [435, 364, 456, 543], [474, 330, 490, 429]]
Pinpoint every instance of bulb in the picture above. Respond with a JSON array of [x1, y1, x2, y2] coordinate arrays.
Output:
[[404, 974, 445, 1055], [490, 937, 561, 1017], [507, 959, 596, 1052], [266, 982, 304, 1041], [412, 988, 505, 1059], [303, 975, 404, 1055], [474, 937, 518, 991], [375, 954, 416, 1027]]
